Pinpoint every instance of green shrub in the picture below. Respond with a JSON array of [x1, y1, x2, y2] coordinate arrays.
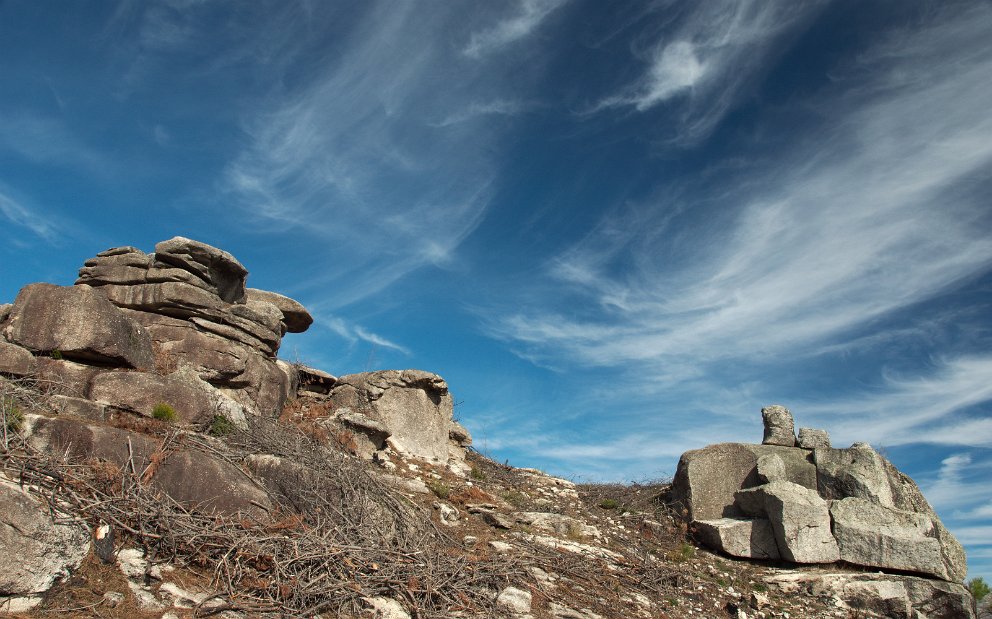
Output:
[[151, 402, 177, 423], [426, 479, 451, 500], [470, 466, 485, 481], [3, 401, 23, 433], [209, 414, 235, 436], [598, 498, 620, 510], [969, 576, 989, 602], [671, 542, 695, 562], [50, 349, 63, 360]]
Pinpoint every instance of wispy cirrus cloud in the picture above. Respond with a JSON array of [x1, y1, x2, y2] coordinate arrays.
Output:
[[463, 0, 569, 59], [0, 187, 59, 243], [220, 3, 506, 307], [490, 4, 992, 373], [320, 314, 411, 356], [593, 0, 825, 142]]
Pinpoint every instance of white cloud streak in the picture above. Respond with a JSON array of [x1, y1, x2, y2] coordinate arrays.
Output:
[[463, 0, 568, 59], [491, 5, 992, 373], [320, 314, 410, 356], [595, 1, 825, 142], [221, 3, 505, 308], [0, 188, 59, 242]]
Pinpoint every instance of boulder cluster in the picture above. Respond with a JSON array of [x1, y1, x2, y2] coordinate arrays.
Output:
[[0, 237, 471, 612], [671, 405, 971, 615]]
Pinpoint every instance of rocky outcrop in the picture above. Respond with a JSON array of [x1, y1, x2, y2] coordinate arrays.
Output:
[[3, 283, 154, 370], [761, 404, 796, 446], [24, 415, 271, 516], [672, 407, 967, 584], [324, 370, 471, 465], [246, 288, 313, 333], [0, 474, 89, 611], [0, 340, 36, 377], [763, 570, 974, 619]]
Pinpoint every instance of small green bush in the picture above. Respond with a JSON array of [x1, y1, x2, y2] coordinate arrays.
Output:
[[426, 479, 451, 500], [3, 402, 23, 433], [470, 466, 485, 481], [598, 498, 620, 510], [671, 542, 695, 562], [152, 402, 177, 423], [969, 576, 989, 602], [209, 414, 235, 436], [50, 349, 63, 360]]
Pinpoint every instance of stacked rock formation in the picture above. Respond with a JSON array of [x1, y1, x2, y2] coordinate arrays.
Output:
[[670, 405, 970, 615]]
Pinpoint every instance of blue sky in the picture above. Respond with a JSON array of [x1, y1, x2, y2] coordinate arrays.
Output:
[[1, 1, 990, 582]]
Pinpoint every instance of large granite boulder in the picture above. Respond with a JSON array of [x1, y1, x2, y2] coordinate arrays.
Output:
[[0, 340, 36, 377], [3, 283, 154, 370], [672, 407, 968, 584], [761, 404, 797, 446], [326, 370, 469, 464], [246, 288, 313, 333], [670, 442, 816, 521], [153, 237, 248, 304], [89, 368, 247, 427], [0, 473, 89, 612], [24, 415, 271, 516], [763, 571, 975, 619], [736, 480, 839, 564]]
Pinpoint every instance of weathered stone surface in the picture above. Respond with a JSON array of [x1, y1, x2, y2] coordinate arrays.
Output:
[[979, 595, 991, 619], [815, 443, 893, 505], [0, 340, 36, 376], [327, 370, 459, 463], [756, 453, 786, 483], [815, 443, 966, 582], [297, 364, 337, 394], [694, 518, 780, 560], [25, 415, 270, 515], [736, 480, 839, 563], [3, 283, 154, 370], [89, 368, 247, 426], [154, 237, 248, 304], [670, 443, 816, 520], [496, 586, 533, 614], [0, 473, 89, 603], [449, 420, 472, 446], [762, 571, 975, 619], [761, 404, 796, 446], [34, 357, 101, 399], [246, 288, 313, 333], [514, 512, 599, 538], [49, 394, 106, 421], [830, 497, 951, 581], [797, 427, 830, 448], [95, 281, 227, 321], [0, 303, 11, 325]]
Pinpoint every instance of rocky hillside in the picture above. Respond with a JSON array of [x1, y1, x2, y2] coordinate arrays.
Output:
[[0, 238, 978, 618]]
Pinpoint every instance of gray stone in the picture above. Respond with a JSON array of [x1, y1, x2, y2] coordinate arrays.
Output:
[[694, 518, 780, 560], [0, 303, 11, 324], [3, 283, 154, 370], [0, 340, 36, 377], [762, 571, 974, 619], [735, 480, 839, 564], [797, 427, 830, 448], [761, 404, 797, 446], [25, 415, 271, 516], [449, 421, 472, 446], [89, 368, 247, 427], [49, 394, 106, 421], [979, 595, 991, 619], [296, 364, 337, 394], [153, 237, 248, 304], [94, 281, 226, 321], [496, 586, 533, 614], [670, 443, 816, 521], [756, 453, 786, 483], [513, 512, 599, 538], [815, 443, 966, 582], [0, 473, 89, 601], [830, 497, 951, 581], [327, 370, 459, 463], [34, 357, 100, 399], [246, 288, 313, 333]]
